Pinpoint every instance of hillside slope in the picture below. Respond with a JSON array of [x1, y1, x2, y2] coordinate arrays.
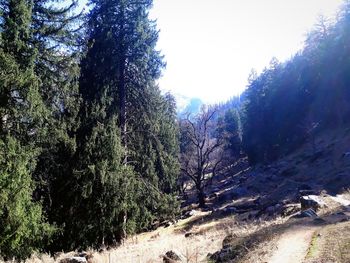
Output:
[[8, 127, 350, 263]]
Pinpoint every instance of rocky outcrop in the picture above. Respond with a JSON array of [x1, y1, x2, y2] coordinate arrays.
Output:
[[163, 250, 184, 263], [293, 208, 318, 218], [300, 195, 326, 211], [60, 257, 87, 263]]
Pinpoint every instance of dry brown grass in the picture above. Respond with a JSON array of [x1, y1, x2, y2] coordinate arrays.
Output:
[[0, 212, 286, 263], [3, 129, 350, 263], [304, 221, 350, 263]]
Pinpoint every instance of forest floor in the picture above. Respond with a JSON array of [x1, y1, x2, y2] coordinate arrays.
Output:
[[18, 127, 350, 263]]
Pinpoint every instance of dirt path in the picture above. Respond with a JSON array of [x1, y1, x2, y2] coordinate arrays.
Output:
[[267, 225, 317, 263]]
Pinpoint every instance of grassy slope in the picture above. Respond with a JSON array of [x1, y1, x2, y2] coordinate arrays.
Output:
[[4, 127, 350, 263]]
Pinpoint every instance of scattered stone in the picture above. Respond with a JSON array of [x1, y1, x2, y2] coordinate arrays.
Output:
[[163, 250, 183, 263], [210, 236, 248, 262], [60, 257, 87, 263], [293, 208, 318, 218], [234, 202, 258, 211], [300, 195, 326, 211], [281, 204, 300, 217], [239, 210, 259, 220], [313, 217, 327, 224], [209, 192, 218, 199], [211, 207, 218, 213], [209, 247, 232, 262], [223, 206, 237, 214], [222, 233, 240, 248], [212, 187, 221, 193], [336, 212, 346, 216], [340, 217, 350, 222], [76, 252, 88, 258], [298, 189, 318, 197], [182, 209, 197, 218], [164, 221, 172, 228], [238, 176, 248, 184], [184, 232, 193, 238], [217, 191, 234, 203], [159, 220, 173, 228]]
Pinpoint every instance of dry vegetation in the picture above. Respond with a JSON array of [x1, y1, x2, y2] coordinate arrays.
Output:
[[304, 221, 350, 263], [0, 212, 286, 263], [2, 130, 350, 263]]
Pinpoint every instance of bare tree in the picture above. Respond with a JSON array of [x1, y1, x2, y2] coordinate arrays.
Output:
[[180, 106, 223, 207]]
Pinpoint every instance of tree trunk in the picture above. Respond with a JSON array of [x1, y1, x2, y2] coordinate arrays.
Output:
[[122, 210, 127, 239], [198, 188, 206, 208]]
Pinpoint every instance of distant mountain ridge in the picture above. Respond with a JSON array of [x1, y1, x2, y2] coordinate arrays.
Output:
[[173, 94, 204, 116], [174, 93, 246, 117]]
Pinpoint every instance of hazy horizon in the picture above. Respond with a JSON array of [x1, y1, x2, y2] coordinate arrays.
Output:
[[150, 0, 343, 104]]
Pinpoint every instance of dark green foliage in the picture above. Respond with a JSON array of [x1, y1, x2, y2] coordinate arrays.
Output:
[[52, 0, 180, 250], [217, 109, 242, 159], [0, 0, 48, 141], [243, 1, 350, 164], [0, 137, 53, 260], [6, 0, 350, 259], [0, 0, 54, 259], [53, 118, 138, 249], [128, 88, 179, 195], [29, 0, 82, 224], [0, 0, 179, 258]]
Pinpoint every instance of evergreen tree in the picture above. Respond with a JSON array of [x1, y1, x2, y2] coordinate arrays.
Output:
[[0, 137, 53, 260], [51, 0, 180, 250], [29, 0, 83, 225], [217, 108, 242, 159], [0, 0, 53, 259], [242, 2, 350, 164]]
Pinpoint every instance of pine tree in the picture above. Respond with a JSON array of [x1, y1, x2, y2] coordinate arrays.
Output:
[[79, 0, 164, 156], [0, 0, 53, 259], [0, 136, 53, 260], [217, 108, 242, 159], [0, 0, 48, 140], [63, 0, 180, 249], [29, 0, 83, 224]]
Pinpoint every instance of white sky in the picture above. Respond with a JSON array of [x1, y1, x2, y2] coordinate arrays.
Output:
[[149, 0, 344, 103]]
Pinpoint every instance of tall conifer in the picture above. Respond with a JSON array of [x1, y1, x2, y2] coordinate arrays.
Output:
[[0, 0, 53, 259], [68, 0, 180, 249]]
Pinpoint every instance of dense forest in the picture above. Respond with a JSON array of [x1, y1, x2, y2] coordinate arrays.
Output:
[[1, 0, 350, 260], [0, 0, 178, 259]]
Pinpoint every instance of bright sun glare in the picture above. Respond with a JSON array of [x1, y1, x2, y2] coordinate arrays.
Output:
[[149, 0, 344, 103]]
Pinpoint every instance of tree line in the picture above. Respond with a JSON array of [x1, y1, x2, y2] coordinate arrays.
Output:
[[179, 0, 350, 208], [2, 0, 350, 260], [0, 0, 179, 259], [243, 1, 350, 164]]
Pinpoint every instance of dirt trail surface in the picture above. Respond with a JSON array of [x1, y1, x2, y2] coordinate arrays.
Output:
[[267, 225, 317, 263]]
